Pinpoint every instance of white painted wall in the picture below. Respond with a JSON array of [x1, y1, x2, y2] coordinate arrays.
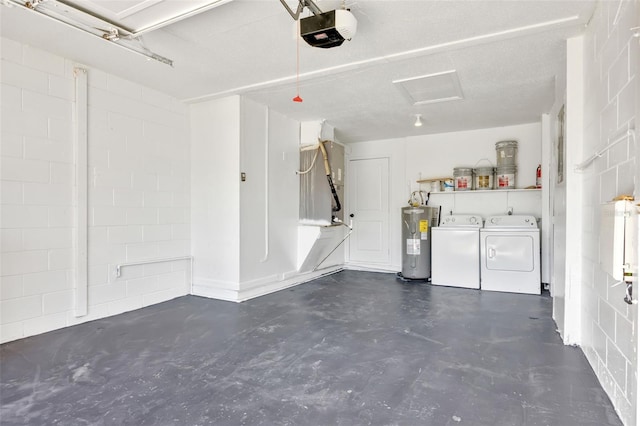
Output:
[[191, 96, 336, 302], [569, 1, 639, 424], [346, 123, 542, 272], [406, 123, 542, 192], [238, 99, 300, 289], [190, 96, 241, 300], [1, 38, 191, 343], [347, 138, 407, 271], [429, 190, 541, 218]]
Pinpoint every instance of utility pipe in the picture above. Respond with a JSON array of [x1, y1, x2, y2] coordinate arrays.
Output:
[[574, 129, 635, 171], [115, 256, 193, 279], [73, 67, 88, 317], [260, 108, 270, 262]]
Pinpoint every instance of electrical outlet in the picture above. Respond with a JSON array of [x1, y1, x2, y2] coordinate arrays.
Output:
[[241, 172, 246, 182]]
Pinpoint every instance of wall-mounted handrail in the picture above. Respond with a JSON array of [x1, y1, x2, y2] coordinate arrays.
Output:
[[575, 129, 635, 171]]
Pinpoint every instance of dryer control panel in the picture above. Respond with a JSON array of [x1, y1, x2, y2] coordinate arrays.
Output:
[[484, 215, 538, 229]]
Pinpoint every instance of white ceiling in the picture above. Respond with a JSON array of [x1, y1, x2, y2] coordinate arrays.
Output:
[[0, 0, 596, 143]]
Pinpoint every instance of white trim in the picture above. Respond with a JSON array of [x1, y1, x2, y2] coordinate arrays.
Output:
[[191, 267, 343, 303], [562, 35, 584, 345], [344, 263, 399, 274], [541, 113, 552, 289], [237, 266, 343, 302], [191, 285, 239, 302], [238, 270, 298, 291], [191, 277, 240, 302]]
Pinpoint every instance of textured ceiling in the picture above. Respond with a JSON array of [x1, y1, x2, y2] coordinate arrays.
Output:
[[0, 0, 597, 143]]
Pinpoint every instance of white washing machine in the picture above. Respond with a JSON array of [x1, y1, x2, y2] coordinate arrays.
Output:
[[480, 215, 541, 295], [431, 214, 483, 289]]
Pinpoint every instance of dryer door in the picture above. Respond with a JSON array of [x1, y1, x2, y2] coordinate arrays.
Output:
[[484, 234, 535, 272]]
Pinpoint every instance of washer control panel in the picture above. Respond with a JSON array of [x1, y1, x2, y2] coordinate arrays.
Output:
[[440, 215, 483, 228]]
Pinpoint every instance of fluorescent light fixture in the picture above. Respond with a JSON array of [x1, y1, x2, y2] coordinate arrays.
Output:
[[414, 114, 423, 127]]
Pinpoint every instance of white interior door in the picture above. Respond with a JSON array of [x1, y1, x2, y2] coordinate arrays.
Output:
[[348, 158, 389, 264]]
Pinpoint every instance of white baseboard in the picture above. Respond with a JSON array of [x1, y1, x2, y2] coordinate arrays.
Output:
[[344, 262, 400, 274], [191, 266, 344, 303], [237, 266, 343, 301], [191, 277, 240, 302]]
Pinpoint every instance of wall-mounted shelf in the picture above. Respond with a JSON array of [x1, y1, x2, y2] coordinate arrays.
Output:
[[417, 177, 452, 183], [429, 188, 541, 195]]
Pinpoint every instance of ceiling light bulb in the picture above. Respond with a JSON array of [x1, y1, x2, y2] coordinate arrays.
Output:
[[414, 114, 423, 127]]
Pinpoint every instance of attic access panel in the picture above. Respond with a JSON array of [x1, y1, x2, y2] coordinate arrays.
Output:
[[393, 70, 464, 105], [59, 0, 233, 35]]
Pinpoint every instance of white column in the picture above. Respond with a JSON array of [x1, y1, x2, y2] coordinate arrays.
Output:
[[562, 36, 585, 344]]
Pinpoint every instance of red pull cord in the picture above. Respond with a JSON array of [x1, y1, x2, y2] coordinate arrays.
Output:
[[293, 19, 303, 102]]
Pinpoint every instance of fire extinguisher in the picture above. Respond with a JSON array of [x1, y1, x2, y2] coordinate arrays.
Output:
[[536, 165, 542, 188]]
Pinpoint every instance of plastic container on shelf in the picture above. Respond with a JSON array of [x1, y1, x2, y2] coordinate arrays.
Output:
[[453, 167, 474, 191], [474, 166, 495, 190], [496, 140, 518, 166], [496, 165, 517, 189]]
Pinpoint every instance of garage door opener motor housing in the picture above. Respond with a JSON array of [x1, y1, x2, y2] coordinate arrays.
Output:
[[300, 9, 357, 48]]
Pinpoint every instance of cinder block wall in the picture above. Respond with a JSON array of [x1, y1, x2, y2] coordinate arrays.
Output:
[[580, 1, 639, 424], [0, 38, 191, 343]]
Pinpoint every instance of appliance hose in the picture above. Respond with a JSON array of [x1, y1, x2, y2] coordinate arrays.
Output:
[[318, 141, 342, 212]]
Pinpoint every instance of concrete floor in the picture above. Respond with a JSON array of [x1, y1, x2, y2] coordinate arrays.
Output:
[[1, 270, 623, 425]]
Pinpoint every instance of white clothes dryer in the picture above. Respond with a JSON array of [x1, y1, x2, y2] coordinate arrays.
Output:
[[480, 215, 541, 295], [431, 214, 483, 289]]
